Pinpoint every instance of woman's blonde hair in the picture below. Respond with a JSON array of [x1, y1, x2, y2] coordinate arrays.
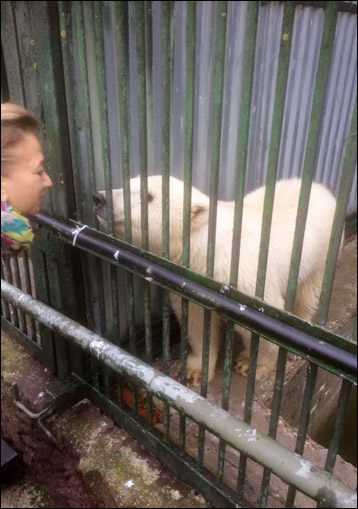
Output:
[[1, 102, 40, 175]]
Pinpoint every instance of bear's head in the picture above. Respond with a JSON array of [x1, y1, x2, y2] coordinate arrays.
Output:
[[94, 175, 209, 260]]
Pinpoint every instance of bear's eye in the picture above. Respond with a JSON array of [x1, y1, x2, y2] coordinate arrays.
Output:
[[147, 192, 154, 203]]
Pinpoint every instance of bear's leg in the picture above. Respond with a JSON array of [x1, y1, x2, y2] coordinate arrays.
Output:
[[169, 294, 222, 386], [186, 303, 222, 386], [234, 326, 280, 379]]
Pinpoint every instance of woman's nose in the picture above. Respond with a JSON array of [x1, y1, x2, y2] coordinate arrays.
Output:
[[43, 172, 53, 187]]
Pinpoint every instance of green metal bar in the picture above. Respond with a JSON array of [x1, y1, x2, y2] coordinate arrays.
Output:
[[3, 258, 19, 328], [286, 362, 318, 508], [218, 1, 258, 483], [11, 2, 42, 122], [229, 0, 258, 289], [1, 260, 11, 321], [206, 0, 227, 278], [93, 1, 120, 396], [316, 99, 357, 326], [132, 0, 152, 358], [259, 348, 288, 507], [113, 2, 137, 370], [238, 4, 295, 503], [285, 2, 339, 312], [30, 246, 57, 365], [1, 1, 25, 105], [2, 279, 357, 509], [113, 2, 132, 242], [324, 378, 352, 473], [179, 0, 196, 455], [198, 0, 227, 470], [21, 250, 37, 341], [159, 1, 173, 444], [133, 1, 154, 425], [217, 320, 235, 484], [10, 257, 27, 335], [160, 0, 172, 261], [45, 256, 71, 376], [255, 2, 294, 298], [145, 3, 154, 174], [30, 1, 73, 219], [93, 1, 114, 235], [58, 1, 84, 222]]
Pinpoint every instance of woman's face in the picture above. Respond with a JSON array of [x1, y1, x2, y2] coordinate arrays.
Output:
[[1, 133, 52, 214]]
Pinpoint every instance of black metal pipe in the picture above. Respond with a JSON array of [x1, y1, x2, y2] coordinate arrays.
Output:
[[32, 213, 357, 378]]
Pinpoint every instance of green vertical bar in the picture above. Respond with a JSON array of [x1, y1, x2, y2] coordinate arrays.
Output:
[[286, 362, 318, 507], [70, 0, 97, 226], [21, 250, 37, 341], [316, 99, 357, 326], [145, 2, 154, 431], [218, 1, 258, 484], [113, 2, 132, 242], [179, 0, 196, 453], [93, 2, 119, 396], [324, 378, 352, 473], [93, 1, 114, 234], [132, 0, 153, 426], [30, 1, 73, 219], [113, 3, 137, 372], [4, 259, 19, 327], [1, 1, 25, 105], [3, 259, 18, 326], [238, 4, 295, 504], [205, 0, 227, 278], [255, 3, 294, 298], [285, 2, 339, 311], [160, 0, 173, 444], [58, 1, 84, 222], [198, 0, 227, 471], [259, 348, 287, 507], [133, 1, 152, 362], [10, 258, 27, 334], [1, 261, 11, 321], [161, 0, 172, 261]]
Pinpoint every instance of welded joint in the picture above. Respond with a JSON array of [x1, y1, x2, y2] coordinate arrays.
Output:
[[11, 382, 60, 449]]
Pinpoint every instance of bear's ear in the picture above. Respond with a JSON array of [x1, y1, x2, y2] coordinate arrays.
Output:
[[190, 203, 207, 227], [147, 192, 154, 203]]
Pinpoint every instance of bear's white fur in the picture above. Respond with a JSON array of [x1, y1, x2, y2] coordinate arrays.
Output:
[[95, 176, 338, 385]]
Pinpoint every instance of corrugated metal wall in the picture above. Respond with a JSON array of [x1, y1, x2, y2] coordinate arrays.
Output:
[[85, 2, 357, 212]]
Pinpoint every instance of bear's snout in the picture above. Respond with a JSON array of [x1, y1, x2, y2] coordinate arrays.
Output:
[[93, 192, 106, 209]]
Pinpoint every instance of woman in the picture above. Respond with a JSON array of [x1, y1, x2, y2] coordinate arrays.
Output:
[[1, 103, 52, 257]]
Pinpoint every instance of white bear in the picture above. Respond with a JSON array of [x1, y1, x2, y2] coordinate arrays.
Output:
[[94, 176, 338, 385]]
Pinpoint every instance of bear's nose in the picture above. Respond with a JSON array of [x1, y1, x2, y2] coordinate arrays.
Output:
[[93, 192, 106, 208]]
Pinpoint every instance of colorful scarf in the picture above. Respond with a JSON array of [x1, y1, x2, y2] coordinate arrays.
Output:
[[1, 201, 34, 256]]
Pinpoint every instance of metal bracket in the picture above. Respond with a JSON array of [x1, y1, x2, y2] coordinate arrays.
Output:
[[11, 376, 86, 450]]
